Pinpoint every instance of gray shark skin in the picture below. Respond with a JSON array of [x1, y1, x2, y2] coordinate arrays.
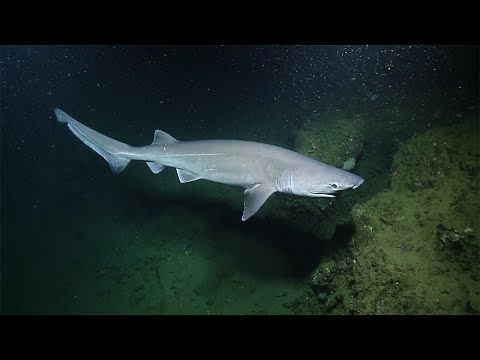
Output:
[[54, 108, 364, 221]]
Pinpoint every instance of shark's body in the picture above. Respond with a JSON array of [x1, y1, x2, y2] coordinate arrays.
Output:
[[54, 109, 364, 221]]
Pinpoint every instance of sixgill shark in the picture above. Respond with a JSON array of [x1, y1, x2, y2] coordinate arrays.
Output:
[[54, 108, 364, 221]]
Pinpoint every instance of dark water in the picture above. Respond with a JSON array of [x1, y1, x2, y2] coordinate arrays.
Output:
[[1, 45, 478, 314]]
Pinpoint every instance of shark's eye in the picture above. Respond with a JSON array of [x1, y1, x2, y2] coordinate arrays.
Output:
[[330, 183, 338, 188]]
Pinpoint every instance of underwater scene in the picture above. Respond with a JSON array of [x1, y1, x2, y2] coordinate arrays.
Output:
[[1, 45, 478, 315]]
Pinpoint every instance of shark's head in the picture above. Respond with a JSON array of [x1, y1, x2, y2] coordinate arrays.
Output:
[[287, 162, 364, 198]]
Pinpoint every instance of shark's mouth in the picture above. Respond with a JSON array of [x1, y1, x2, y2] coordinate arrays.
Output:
[[307, 191, 335, 198]]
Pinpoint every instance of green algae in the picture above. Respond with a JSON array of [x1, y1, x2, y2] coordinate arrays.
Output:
[[308, 116, 480, 314]]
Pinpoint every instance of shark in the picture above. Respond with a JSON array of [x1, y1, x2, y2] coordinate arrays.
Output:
[[54, 108, 364, 221]]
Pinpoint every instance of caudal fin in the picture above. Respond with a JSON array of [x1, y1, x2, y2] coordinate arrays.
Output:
[[54, 108, 131, 174]]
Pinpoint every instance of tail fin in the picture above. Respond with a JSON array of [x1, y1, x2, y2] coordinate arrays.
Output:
[[54, 108, 131, 174]]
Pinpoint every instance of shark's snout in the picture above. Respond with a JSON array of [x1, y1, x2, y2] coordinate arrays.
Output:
[[352, 177, 364, 189]]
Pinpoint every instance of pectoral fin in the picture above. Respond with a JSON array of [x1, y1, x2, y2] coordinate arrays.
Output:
[[242, 184, 276, 221]]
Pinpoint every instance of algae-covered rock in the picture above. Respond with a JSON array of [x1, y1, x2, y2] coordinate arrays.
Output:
[[341, 157, 357, 171], [294, 110, 366, 170], [437, 224, 476, 250], [308, 116, 480, 314], [390, 123, 480, 194]]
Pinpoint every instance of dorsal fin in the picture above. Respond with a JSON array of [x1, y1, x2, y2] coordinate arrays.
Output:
[[152, 129, 179, 146]]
